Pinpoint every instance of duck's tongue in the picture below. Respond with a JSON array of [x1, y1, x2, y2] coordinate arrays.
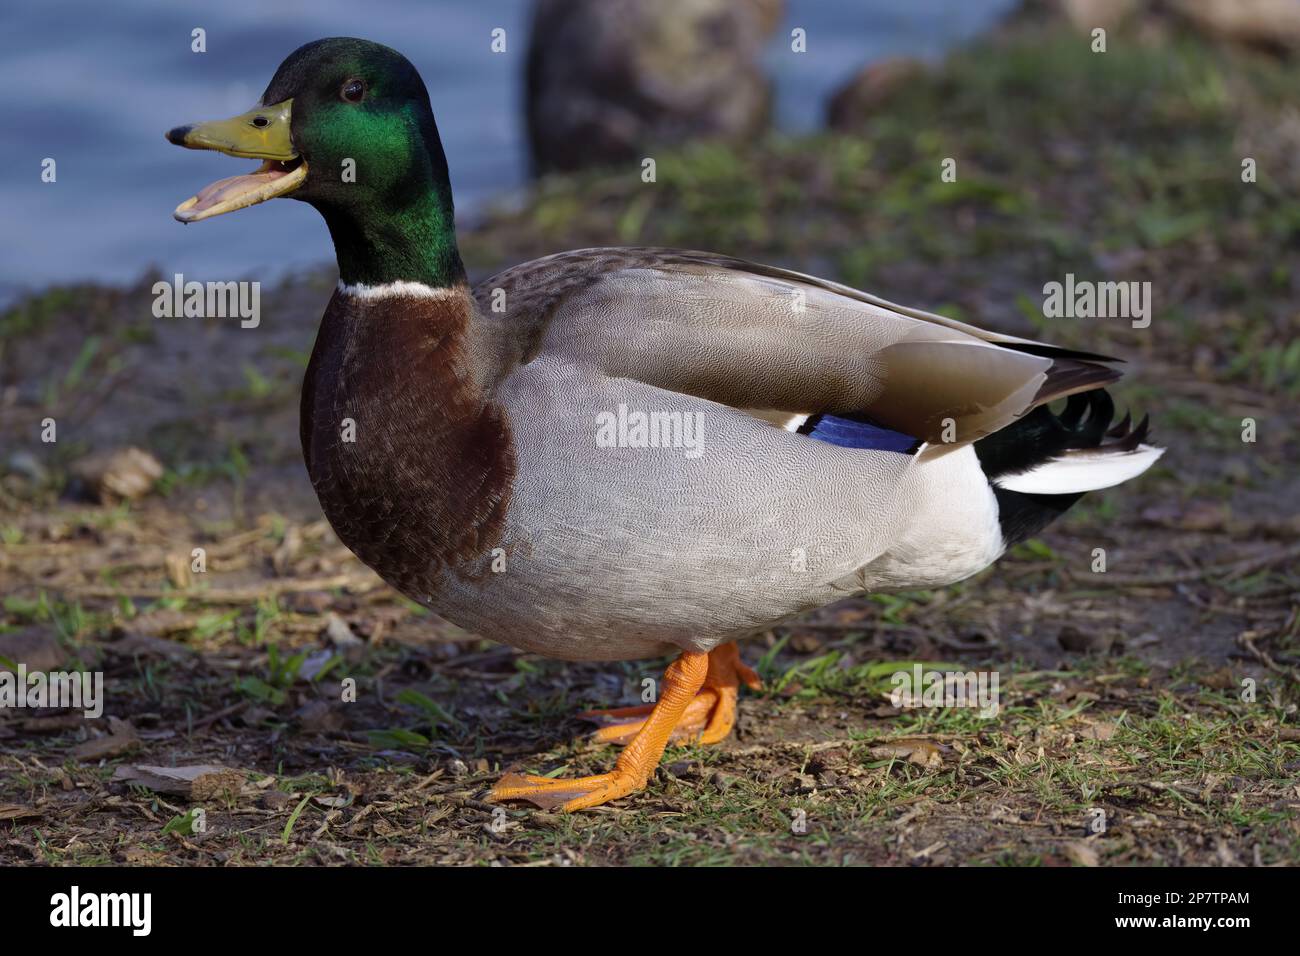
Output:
[[174, 158, 307, 223]]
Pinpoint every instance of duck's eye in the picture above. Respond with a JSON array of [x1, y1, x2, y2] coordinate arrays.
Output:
[[341, 78, 365, 104]]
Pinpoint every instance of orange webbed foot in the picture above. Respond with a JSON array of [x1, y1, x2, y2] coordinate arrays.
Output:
[[489, 769, 649, 812], [489, 644, 760, 812]]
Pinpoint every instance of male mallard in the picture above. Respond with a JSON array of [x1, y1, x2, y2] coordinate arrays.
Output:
[[167, 38, 1163, 811]]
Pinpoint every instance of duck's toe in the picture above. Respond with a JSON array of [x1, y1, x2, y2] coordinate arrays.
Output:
[[489, 649, 712, 812], [488, 769, 647, 812]]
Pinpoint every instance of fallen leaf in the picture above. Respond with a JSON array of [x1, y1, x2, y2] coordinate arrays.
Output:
[[0, 627, 65, 671], [871, 738, 944, 768], [164, 552, 193, 589], [261, 790, 294, 810], [272, 525, 303, 576], [70, 717, 139, 760], [789, 632, 823, 653], [112, 764, 245, 801], [324, 613, 363, 647], [19, 714, 86, 733], [1198, 667, 1237, 690], [70, 447, 163, 502], [1079, 721, 1118, 741], [120, 847, 165, 865]]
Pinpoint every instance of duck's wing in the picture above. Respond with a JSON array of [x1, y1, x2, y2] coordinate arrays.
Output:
[[476, 247, 1119, 451]]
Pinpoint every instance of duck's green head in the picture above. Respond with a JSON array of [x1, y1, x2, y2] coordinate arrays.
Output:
[[167, 37, 464, 287]]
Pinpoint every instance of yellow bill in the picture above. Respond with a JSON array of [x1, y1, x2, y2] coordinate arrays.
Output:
[[166, 99, 307, 222]]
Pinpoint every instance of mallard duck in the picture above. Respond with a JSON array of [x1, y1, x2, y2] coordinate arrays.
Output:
[[167, 38, 1163, 811]]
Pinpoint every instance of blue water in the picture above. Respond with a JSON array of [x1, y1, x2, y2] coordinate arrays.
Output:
[[0, 0, 1014, 296]]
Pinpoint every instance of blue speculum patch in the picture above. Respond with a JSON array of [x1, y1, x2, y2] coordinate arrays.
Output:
[[800, 414, 920, 453]]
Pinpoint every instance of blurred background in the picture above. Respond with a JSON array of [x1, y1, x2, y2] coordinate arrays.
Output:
[[0, 0, 1017, 297]]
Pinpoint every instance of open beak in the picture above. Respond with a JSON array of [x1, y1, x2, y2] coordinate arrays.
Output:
[[166, 99, 307, 222]]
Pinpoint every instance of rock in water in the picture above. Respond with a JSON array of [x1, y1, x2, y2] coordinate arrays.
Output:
[[525, 0, 782, 174], [1059, 0, 1142, 31], [1168, 0, 1300, 51], [826, 58, 927, 131], [1024, 0, 1300, 51]]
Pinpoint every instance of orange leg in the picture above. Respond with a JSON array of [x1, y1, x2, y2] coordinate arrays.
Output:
[[490, 650, 709, 811], [489, 644, 760, 812], [579, 642, 761, 746]]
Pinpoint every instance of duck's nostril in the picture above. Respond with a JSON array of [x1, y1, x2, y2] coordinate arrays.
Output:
[[252, 115, 270, 128]]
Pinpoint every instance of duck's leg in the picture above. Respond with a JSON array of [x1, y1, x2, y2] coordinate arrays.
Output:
[[696, 642, 763, 743], [489, 650, 709, 811], [579, 642, 761, 745]]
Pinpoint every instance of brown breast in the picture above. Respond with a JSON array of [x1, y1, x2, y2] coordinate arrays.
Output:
[[300, 287, 516, 599]]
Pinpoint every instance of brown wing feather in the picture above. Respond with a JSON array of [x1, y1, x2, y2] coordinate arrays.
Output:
[[476, 247, 1123, 448]]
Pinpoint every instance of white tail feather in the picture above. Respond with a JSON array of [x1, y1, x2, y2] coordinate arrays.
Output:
[[993, 444, 1164, 495]]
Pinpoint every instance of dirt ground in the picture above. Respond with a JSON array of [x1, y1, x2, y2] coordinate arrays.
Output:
[[1, 18, 1298, 865]]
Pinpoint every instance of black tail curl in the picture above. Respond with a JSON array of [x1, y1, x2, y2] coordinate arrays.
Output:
[[974, 389, 1150, 482], [974, 388, 1153, 547]]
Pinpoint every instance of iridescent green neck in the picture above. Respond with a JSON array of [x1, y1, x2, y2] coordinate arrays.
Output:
[[305, 97, 467, 289], [320, 183, 465, 288]]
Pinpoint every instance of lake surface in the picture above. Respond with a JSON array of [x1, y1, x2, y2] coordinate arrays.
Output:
[[0, 0, 1015, 296]]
